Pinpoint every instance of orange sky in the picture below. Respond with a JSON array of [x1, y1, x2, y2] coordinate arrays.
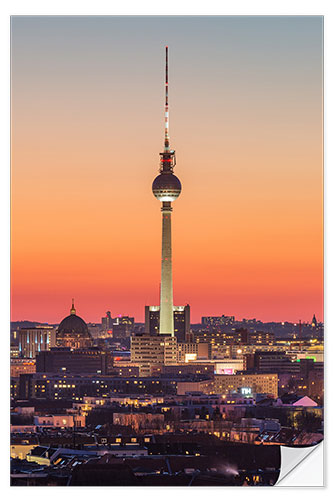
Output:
[[11, 16, 323, 323]]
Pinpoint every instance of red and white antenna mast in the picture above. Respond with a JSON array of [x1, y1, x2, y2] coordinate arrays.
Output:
[[164, 46, 170, 151], [160, 46, 175, 172]]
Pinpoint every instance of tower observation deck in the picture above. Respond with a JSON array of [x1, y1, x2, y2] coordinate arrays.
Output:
[[152, 47, 182, 336]]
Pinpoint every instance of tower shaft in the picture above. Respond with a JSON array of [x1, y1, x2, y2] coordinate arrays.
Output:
[[159, 202, 174, 335]]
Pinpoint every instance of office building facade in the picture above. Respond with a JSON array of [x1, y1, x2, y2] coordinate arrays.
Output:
[[19, 327, 56, 358]]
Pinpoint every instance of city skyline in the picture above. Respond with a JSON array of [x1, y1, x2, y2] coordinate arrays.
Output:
[[10, 300, 321, 327], [11, 16, 323, 324]]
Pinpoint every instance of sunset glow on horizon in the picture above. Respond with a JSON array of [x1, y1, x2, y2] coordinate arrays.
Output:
[[11, 16, 323, 324]]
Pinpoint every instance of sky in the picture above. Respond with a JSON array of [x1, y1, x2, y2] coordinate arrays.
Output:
[[11, 16, 323, 324]]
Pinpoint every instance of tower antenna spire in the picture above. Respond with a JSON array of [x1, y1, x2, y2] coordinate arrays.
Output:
[[159, 46, 175, 173], [164, 46, 170, 152]]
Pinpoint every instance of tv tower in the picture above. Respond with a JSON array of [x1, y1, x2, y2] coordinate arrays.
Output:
[[152, 46, 182, 335]]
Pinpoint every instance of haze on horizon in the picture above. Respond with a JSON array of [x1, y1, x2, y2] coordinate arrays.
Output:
[[11, 16, 323, 324]]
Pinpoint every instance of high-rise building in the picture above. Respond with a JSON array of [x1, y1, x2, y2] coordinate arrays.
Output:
[[101, 311, 113, 333], [152, 46, 182, 335], [112, 316, 135, 338], [144, 305, 190, 341], [130, 334, 178, 376], [144, 306, 160, 335], [19, 326, 56, 358], [174, 306, 191, 341]]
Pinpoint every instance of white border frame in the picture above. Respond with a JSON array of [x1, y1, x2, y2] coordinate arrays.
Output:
[[1, 1, 331, 497]]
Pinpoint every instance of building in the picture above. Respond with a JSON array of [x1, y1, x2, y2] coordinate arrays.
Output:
[[213, 359, 244, 374], [152, 47, 182, 336], [277, 359, 324, 402], [11, 378, 19, 399], [11, 328, 19, 344], [308, 369, 324, 401], [162, 364, 215, 377], [145, 306, 160, 336], [231, 344, 286, 358], [174, 306, 191, 341], [247, 331, 275, 345], [78, 395, 164, 408], [202, 315, 235, 327], [10, 359, 36, 377], [290, 348, 324, 363], [10, 437, 39, 461], [18, 373, 213, 400], [130, 334, 177, 376], [177, 378, 214, 396], [176, 342, 210, 363], [162, 358, 243, 376], [113, 413, 164, 432], [311, 314, 318, 328], [244, 351, 299, 374], [114, 365, 140, 377], [196, 328, 275, 346], [101, 311, 113, 333], [87, 323, 102, 339], [145, 305, 190, 342], [33, 414, 85, 429], [193, 330, 242, 349], [36, 347, 113, 375], [214, 373, 278, 398], [10, 345, 20, 358], [19, 326, 56, 358], [112, 316, 135, 338], [56, 300, 93, 349]]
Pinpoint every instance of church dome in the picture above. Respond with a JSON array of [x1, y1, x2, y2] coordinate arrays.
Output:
[[58, 314, 89, 335], [56, 300, 92, 348]]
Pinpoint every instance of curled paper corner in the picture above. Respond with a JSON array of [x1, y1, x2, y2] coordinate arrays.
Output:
[[276, 441, 324, 486]]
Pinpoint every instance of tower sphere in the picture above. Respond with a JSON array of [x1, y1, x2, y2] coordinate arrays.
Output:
[[152, 172, 182, 202]]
